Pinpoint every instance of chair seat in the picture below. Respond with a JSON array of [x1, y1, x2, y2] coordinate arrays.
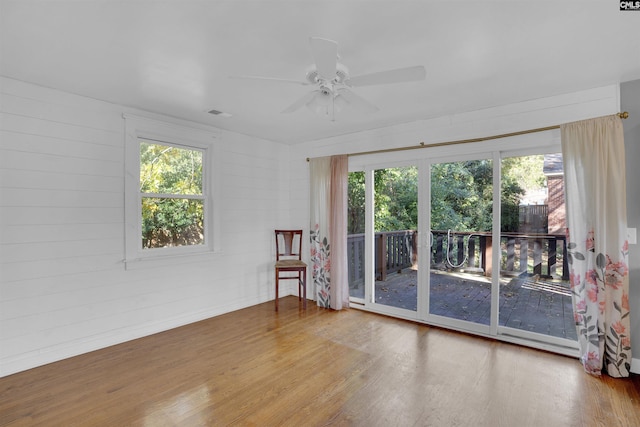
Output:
[[275, 259, 307, 269]]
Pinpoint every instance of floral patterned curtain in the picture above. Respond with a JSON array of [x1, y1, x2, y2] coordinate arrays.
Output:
[[561, 115, 631, 377], [309, 155, 349, 310]]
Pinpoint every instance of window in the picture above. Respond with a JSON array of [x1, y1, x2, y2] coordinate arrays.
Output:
[[140, 141, 204, 249], [124, 114, 219, 265]]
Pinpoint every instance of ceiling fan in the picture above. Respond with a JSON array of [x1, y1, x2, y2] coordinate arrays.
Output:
[[231, 37, 426, 120]]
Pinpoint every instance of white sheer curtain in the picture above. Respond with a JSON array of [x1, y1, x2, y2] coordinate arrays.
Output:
[[309, 155, 349, 310], [330, 155, 349, 309], [561, 115, 631, 377]]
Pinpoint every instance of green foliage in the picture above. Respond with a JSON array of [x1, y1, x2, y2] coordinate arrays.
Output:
[[348, 168, 420, 234], [348, 156, 543, 234], [141, 198, 204, 248], [500, 177, 523, 232], [501, 155, 545, 232], [375, 167, 418, 232], [431, 160, 494, 232], [140, 142, 204, 248], [502, 155, 545, 193], [348, 171, 365, 234], [140, 142, 202, 195]]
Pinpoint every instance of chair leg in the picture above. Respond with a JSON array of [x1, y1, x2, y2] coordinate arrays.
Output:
[[303, 268, 307, 309], [275, 269, 278, 312]]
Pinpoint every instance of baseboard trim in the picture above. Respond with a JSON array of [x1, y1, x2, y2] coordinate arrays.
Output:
[[0, 295, 268, 378], [3, 295, 634, 378]]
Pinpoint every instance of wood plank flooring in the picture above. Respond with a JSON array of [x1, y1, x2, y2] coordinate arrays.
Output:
[[2, 296, 640, 426]]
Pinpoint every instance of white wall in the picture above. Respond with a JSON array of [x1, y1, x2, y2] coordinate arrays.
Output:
[[0, 77, 292, 376], [621, 79, 640, 373]]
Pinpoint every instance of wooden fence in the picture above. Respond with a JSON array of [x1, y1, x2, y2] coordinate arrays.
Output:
[[519, 204, 548, 233]]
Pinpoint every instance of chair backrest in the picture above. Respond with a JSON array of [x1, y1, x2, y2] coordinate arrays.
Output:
[[275, 230, 303, 261]]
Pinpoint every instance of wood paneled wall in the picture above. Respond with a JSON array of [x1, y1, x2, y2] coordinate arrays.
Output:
[[0, 77, 292, 376]]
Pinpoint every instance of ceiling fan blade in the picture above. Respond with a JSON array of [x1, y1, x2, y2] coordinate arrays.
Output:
[[281, 90, 319, 113], [309, 37, 338, 81], [229, 75, 310, 85], [347, 65, 426, 87], [337, 88, 379, 114]]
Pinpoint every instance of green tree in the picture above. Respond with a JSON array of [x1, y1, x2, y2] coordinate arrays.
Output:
[[349, 169, 412, 234], [430, 160, 493, 232], [348, 158, 536, 235], [348, 171, 365, 234], [375, 166, 418, 232], [140, 142, 204, 248], [502, 155, 545, 193], [374, 166, 418, 231], [501, 155, 546, 232]]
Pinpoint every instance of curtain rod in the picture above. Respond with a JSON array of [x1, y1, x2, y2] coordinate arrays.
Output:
[[306, 111, 629, 162]]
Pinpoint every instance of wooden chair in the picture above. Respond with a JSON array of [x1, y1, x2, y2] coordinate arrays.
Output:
[[274, 230, 307, 311]]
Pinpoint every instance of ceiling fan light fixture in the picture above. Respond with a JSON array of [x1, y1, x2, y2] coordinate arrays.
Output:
[[333, 93, 348, 113], [306, 91, 332, 116]]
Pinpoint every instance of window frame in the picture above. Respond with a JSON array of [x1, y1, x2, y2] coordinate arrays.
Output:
[[139, 140, 206, 250], [124, 114, 220, 266]]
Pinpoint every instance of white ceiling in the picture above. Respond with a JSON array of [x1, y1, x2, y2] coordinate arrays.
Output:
[[1, 1, 639, 144]]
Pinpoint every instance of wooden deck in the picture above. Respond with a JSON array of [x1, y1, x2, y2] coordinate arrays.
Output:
[[352, 269, 577, 341]]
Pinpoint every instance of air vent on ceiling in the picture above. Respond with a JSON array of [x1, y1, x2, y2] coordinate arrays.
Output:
[[207, 109, 232, 118]]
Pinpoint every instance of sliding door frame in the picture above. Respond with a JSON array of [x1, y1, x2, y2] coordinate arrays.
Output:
[[348, 129, 579, 356], [362, 159, 422, 321]]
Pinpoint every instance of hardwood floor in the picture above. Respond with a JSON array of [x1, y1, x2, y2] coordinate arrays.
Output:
[[2, 296, 640, 426]]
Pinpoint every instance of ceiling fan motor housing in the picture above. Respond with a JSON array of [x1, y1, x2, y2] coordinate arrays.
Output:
[[305, 63, 350, 86], [319, 85, 332, 96]]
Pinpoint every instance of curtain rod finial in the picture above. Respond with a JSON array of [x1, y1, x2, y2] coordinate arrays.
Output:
[[618, 111, 629, 119]]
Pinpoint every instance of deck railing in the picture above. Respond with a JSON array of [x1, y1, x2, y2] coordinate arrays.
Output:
[[347, 230, 568, 285], [347, 230, 416, 284]]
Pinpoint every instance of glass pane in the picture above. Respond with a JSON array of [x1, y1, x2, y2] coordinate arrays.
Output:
[[142, 198, 204, 249], [348, 171, 365, 299], [499, 153, 576, 340], [140, 142, 203, 195], [429, 159, 493, 324], [373, 166, 418, 311]]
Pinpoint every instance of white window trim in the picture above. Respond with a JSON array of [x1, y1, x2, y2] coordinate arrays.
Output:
[[123, 114, 221, 267]]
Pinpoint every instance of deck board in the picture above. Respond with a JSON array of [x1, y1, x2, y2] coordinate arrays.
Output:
[[358, 269, 577, 340]]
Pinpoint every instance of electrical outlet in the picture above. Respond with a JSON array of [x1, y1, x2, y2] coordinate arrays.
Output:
[[628, 228, 637, 245]]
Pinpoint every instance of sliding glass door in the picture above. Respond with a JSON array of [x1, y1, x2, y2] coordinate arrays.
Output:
[[348, 171, 365, 302], [428, 157, 493, 328], [347, 164, 419, 315], [498, 152, 576, 344], [347, 131, 578, 354], [371, 165, 418, 313]]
